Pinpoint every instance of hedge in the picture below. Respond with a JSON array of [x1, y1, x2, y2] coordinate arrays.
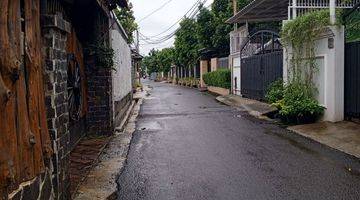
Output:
[[203, 69, 231, 89]]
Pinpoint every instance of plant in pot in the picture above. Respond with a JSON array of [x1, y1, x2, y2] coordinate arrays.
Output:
[[277, 82, 325, 124]]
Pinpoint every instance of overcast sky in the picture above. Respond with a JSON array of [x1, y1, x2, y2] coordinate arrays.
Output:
[[131, 0, 214, 56]]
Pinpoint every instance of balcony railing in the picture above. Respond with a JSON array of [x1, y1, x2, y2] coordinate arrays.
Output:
[[230, 26, 249, 54], [288, 0, 359, 19]]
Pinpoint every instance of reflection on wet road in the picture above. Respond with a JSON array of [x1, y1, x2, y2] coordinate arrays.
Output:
[[117, 80, 360, 200]]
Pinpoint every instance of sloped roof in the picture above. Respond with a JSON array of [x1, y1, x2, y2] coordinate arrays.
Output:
[[226, 0, 288, 24]]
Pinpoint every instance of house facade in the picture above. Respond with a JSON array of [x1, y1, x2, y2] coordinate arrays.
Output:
[[227, 0, 360, 122], [0, 0, 132, 199]]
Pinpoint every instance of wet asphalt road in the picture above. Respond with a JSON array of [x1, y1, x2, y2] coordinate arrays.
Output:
[[117, 80, 360, 200]]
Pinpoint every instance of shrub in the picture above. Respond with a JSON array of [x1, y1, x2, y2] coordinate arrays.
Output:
[[87, 43, 114, 69], [276, 83, 325, 124], [265, 79, 284, 103], [203, 69, 231, 89]]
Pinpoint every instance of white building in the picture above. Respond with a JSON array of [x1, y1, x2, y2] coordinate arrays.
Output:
[[110, 11, 133, 127]]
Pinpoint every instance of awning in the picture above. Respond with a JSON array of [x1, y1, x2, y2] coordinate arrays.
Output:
[[226, 0, 288, 24], [131, 49, 143, 60]]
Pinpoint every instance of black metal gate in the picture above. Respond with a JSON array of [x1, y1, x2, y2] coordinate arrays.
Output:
[[240, 30, 283, 100], [343, 3, 360, 119], [345, 41, 360, 119]]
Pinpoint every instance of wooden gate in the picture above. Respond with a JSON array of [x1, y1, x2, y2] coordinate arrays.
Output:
[[240, 30, 283, 100], [0, 0, 52, 196], [66, 30, 88, 150], [345, 41, 360, 119]]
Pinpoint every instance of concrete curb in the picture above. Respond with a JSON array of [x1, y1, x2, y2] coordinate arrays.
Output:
[[218, 95, 360, 160], [288, 122, 360, 159], [115, 100, 136, 133], [216, 95, 276, 121]]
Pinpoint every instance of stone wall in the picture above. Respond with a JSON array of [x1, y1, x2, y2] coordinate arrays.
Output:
[[42, 13, 71, 200], [8, 170, 54, 200]]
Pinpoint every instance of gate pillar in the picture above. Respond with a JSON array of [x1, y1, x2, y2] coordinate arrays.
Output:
[[283, 25, 345, 122], [200, 60, 209, 88]]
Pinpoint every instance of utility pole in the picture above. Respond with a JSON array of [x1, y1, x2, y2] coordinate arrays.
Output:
[[233, 0, 237, 15], [233, 0, 237, 30], [136, 29, 140, 52], [330, 0, 336, 24]]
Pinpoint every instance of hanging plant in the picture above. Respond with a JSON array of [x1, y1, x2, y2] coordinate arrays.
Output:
[[87, 42, 115, 70]]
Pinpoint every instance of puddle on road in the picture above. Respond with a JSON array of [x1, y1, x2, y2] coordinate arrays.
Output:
[[137, 121, 162, 131], [144, 96, 157, 100], [263, 129, 317, 154]]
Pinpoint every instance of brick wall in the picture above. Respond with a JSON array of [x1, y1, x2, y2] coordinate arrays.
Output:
[[42, 13, 71, 200], [86, 66, 113, 135]]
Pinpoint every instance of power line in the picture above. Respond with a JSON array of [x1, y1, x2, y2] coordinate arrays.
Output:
[[140, 0, 204, 40], [137, 0, 176, 23], [150, 0, 204, 38], [139, 0, 208, 45]]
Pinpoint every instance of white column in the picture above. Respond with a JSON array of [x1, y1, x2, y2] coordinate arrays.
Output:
[[292, 0, 297, 19], [330, 0, 336, 24]]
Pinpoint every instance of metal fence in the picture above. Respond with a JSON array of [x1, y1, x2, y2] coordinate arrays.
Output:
[[288, 0, 358, 19]]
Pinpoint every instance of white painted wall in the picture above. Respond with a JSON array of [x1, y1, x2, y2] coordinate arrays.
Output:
[[111, 29, 132, 105], [232, 56, 241, 95], [230, 25, 249, 96], [283, 25, 345, 122]]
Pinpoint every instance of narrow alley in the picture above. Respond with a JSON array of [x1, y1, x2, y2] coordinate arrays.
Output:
[[116, 80, 360, 200]]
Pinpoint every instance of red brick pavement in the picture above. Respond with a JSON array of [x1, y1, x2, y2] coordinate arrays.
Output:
[[69, 137, 110, 196]]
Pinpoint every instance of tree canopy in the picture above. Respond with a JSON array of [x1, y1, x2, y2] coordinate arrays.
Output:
[[114, 3, 138, 43], [142, 0, 255, 75], [142, 47, 175, 75], [174, 18, 199, 69]]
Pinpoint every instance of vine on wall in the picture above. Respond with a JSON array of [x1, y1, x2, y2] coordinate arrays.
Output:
[[281, 10, 332, 95], [269, 10, 342, 123]]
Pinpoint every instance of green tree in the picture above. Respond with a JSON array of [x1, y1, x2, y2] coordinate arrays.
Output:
[[142, 47, 175, 75], [196, 6, 216, 50], [142, 49, 159, 74], [157, 47, 174, 74], [211, 0, 251, 55], [114, 3, 138, 43], [174, 18, 199, 69]]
